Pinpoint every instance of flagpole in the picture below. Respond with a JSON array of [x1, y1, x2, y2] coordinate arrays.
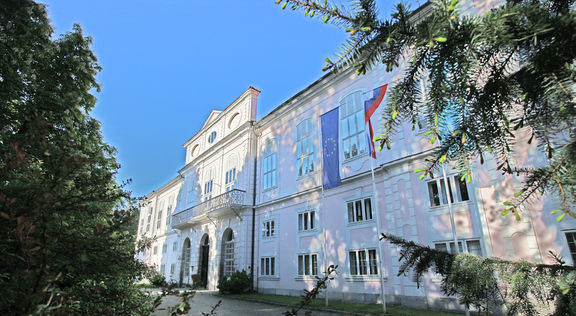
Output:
[[369, 136, 387, 315], [318, 117, 329, 307]]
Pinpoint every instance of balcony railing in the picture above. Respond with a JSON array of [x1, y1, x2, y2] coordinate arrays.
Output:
[[172, 189, 246, 227]]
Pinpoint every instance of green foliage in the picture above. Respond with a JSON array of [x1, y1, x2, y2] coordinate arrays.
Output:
[[284, 264, 338, 316], [281, 0, 576, 219], [147, 269, 167, 288], [0, 0, 153, 314], [217, 270, 251, 294], [383, 234, 576, 315]]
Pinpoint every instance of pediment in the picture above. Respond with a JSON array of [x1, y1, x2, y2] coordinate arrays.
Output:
[[201, 110, 222, 130]]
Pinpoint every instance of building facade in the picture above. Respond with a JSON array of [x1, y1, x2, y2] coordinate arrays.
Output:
[[136, 3, 576, 310]]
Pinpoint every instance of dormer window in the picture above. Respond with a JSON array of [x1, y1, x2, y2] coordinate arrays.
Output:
[[208, 131, 217, 144]]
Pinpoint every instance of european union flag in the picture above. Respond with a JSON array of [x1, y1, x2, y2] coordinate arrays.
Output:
[[321, 108, 341, 189]]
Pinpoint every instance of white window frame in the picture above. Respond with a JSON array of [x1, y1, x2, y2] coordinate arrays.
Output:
[[298, 209, 316, 232], [160, 264, 165, 274], [434, 239, 483, 256], [153, 246, 158, 255], [165, 202, 173, 229], [172, 241, 178, 252], [162, 243, 167, 254], [208, 131, 217, 144], [297, 253, 318, 276], [146, 207, 153, 232], [156, 201, 164, 230], [170, 263, 176, 275], [348, 249, 378, 276], [346, 197, 373, 223], [296, 119, 315, 177], [427, 175, 470, 207], [340, 91, 368, 160], [262, 219, 275, 238], [204, 168, 214, 201], [260, 256, 276, 276], [262, 139, 277, 191], [564, 231, 576, 263]]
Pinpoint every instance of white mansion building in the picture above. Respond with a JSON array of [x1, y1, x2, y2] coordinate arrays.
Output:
[[136, 10, 576, 312]]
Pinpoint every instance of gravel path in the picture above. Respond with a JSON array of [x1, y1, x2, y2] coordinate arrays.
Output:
[[153, 290, 340, 316]]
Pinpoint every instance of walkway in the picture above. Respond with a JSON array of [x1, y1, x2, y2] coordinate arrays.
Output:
[[153, 290, 339, 316]]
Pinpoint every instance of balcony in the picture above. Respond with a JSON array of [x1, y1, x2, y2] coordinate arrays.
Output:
[[172, 189, 247, 228]]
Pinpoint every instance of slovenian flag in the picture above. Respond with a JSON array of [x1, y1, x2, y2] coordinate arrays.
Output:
[[364, 84, 388, 159]]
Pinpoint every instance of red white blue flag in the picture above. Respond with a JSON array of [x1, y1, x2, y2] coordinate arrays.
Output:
[[364, 84, 388, 159]]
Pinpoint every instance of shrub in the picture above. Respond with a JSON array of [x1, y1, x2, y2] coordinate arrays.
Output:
[[217, 270, 251, 294], [149, 270, 166, 288]]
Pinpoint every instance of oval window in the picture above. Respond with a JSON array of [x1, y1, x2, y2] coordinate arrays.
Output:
[[191, 144, 199, 157], [208, 131, 217, 144], [228, 112, 240, 129]]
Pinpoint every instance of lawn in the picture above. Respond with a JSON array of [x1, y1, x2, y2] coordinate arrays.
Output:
[[224, 293, 463, 315]]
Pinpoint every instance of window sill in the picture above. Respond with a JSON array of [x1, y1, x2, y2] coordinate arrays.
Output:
[[345, 275, 384, 282], [259, 276, 280, 281], [342, 152, 369, 164], [428, 200, 471, 211], [346, 219, 375, 227], [296, 171, 318, 181], [261, 235, 276, 240], [262, 186, 278, 193], [294, 276, 319, 281], [297, 229, 319, 235]]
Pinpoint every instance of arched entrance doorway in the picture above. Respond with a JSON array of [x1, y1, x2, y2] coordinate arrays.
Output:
[[179, 238, 191, 286], [198, 234, 210, 288], [220, 228, 235, 277]]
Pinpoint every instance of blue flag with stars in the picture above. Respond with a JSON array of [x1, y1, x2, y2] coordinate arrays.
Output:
[[321, 107, 341, 189]]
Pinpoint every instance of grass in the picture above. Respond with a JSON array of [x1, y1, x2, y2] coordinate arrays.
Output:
[[224, 293, 462, 315]]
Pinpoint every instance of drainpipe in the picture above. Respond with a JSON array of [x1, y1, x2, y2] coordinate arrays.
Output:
[[250, 120, 258, 291]]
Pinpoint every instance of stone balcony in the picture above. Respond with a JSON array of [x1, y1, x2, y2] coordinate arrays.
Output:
[[172, 189, 247, 228]]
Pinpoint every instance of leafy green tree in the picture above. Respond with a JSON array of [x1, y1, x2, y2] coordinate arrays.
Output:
[[0, 1, 153, 314], [276, 0, 576, 220]]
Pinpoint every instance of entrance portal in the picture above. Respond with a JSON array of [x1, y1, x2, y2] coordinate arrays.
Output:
[[198, 234, 210, 288], [179, 238, 191, 286]]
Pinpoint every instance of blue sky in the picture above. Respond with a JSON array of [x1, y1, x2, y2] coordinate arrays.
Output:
[[39, 0, 416, 198]]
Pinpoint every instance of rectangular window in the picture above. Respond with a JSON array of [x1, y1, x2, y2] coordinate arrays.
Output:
[[298, 210, 316, 232], [160, 264, 165, 274], [146, 207, 153, 232], [165, 204, 172, 229], [172, 241, 177, 252], [347, 198, 373, 223], [298, 254, 318, 276], [349, 249, 378, 275], [139, 218, 144, 235], [204, 179, 213, 200], [162, 243, 167, 254], [263, 153, 277, 190], [156, 210, 163, 229], [566, 232, 576, 263], [262, 220, 275, 237], [435, 239, 482, 256], [427, 176, 470, 207], [225, 167, 237, 192], [170, 263, 175, 275], [260, 256, 276, 276], [153, 246, 158, 255]]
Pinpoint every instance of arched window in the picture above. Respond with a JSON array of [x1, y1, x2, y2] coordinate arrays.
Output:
[[340, 91, 367, 159], [220, 228, 235, 277], [296, 119, 315, 176], [262, 139, 277, 190]]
